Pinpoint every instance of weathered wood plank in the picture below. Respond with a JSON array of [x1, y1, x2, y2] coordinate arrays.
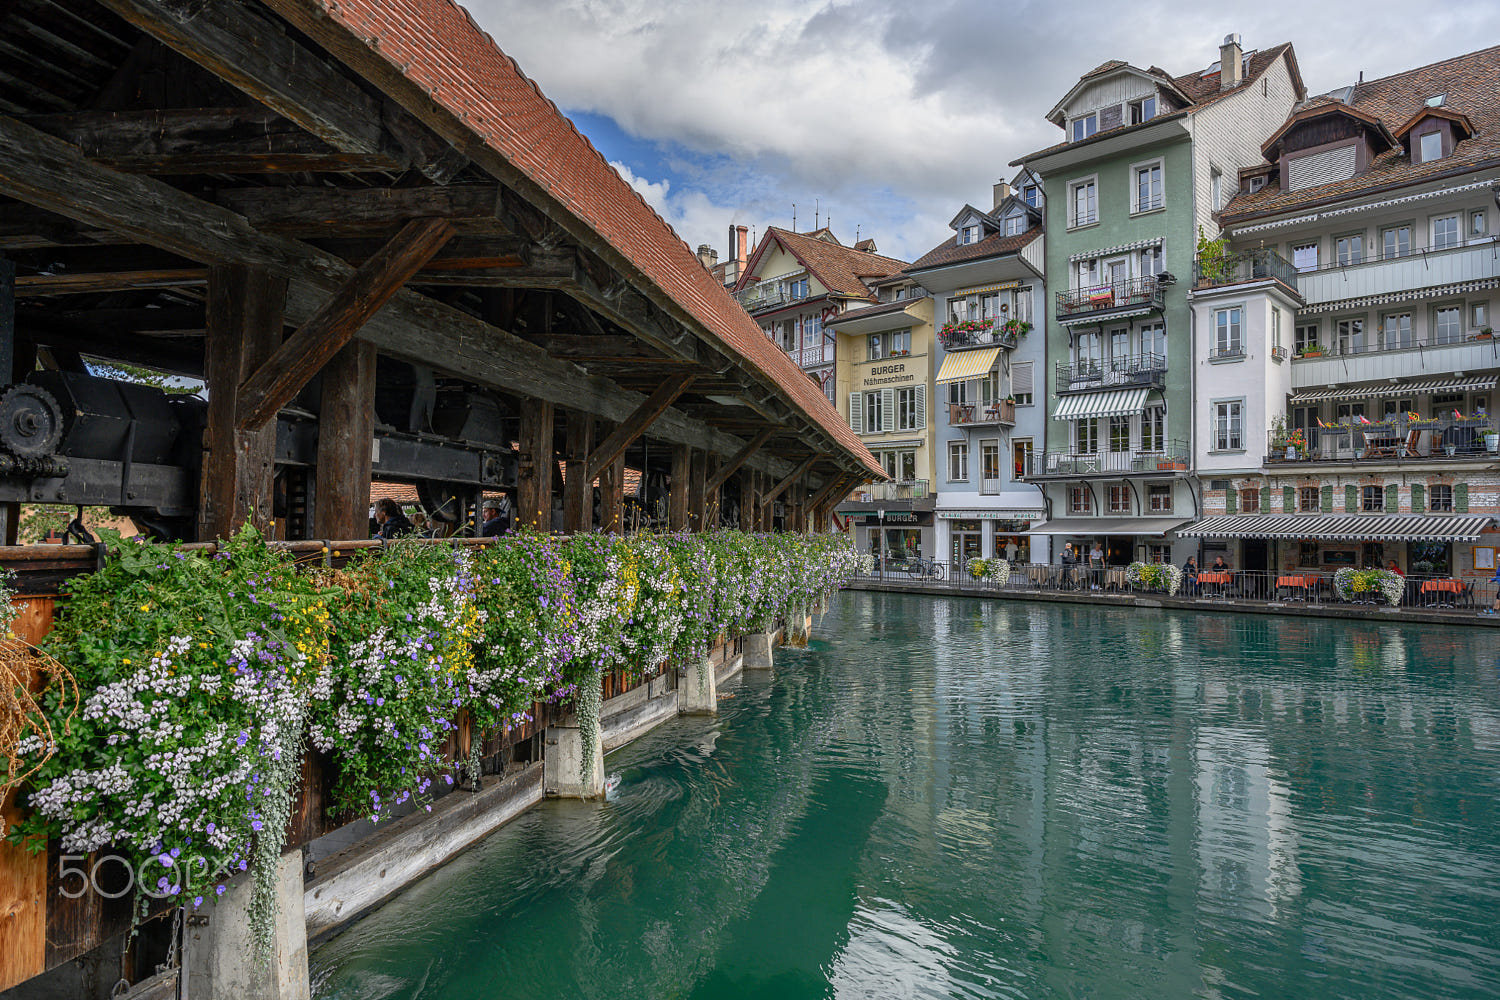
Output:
[[669, 445, 689, 532], [216, 183, 505, 235], [561, 411, 594, 534], [762, 454, 822, 507], [704, 427, 773, 493], [582, 373, 693, 484], [236, 218, 454, 431], [688, 448, 708, 532], [199, 264, 286, 541], [598, 445, 624, 535], [312, 340, 376, 540], [15, 268, 208, 296], [516, 401, 554, 530]]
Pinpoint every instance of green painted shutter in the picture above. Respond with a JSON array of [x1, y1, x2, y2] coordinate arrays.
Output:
[[1321, 485, 1334, 513], [1226, 487, 1237, 515], [1283, 486, 1295, 513], [1456, 483, 1468, 513], [1411, 483, 1425, 513], [1344, 485, 1358, 512], [1385, 483, 1399, 513]]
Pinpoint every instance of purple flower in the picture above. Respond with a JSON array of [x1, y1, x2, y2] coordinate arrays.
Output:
[[251, 820, 263, 832]]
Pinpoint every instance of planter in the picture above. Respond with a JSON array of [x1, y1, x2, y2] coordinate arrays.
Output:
[[1156, 461, 1187, 471], [1299, 349, 1324, 358], [1485, 433, 1499, 454], [1285, 446, 1298, 460]]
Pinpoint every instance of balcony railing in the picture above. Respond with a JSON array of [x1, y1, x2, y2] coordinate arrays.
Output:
[[937, 323, 1024, 351], [735, 279, 811, 312], [1054, 352, 1166, 394], [1055, 276, 1163, 321], [1266, 416, 1498, 465], [1295, 235, 1500, 306], [949, 399, 1016, 427], [849, 480, 930, 502], [1193, 248, 1299, 291], [1020, 440, 1190, 478], [791, 343, 834, 368]]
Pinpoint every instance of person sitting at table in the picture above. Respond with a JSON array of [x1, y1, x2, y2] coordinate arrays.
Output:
[[1182, 556, 1199, 592], [1386, 559, 1404, 577], [1210, 555, 1229, 572]]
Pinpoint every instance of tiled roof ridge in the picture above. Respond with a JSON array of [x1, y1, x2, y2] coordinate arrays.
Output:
[[905, 224, 1040, 273], [1351, 42, 1500, 96]]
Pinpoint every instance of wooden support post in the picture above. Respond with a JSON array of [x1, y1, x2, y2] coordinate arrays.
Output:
[[598, 446, 624, 535], [199, 264, 288, 541], [236, 217, 453, 431], [704, 457, 722, 529], [517, 400, 555, 530], [0, 256, 15, 546], [669, 444, 690, 532], [805, 473, 855, 534], [688, 449, 707, 532], [312, 340, 376, 540], [562, 410, 594, 534], [757, 471, 775, 533], [739, 470, 755, 532], [790, 480, 807, 533]]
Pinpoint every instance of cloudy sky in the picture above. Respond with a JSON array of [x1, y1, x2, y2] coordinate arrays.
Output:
[[463, 0, 1499, 264]]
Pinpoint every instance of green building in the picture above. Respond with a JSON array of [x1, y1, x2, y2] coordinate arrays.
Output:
[[1015, 34, 1304, 569]]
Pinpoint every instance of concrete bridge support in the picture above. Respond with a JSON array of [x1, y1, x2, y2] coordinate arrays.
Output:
[[182, 851, 308, 1000]]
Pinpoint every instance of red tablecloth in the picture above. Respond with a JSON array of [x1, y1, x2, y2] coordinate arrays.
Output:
[[1277, 575, 1317, 589], [1421, 579, 1464, 594], [1198, 572, 1233, 585]]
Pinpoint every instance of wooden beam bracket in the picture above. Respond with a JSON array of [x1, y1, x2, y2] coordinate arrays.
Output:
[[582, 373, 694, 483]]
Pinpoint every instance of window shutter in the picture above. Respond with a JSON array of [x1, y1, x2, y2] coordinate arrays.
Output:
[[1287, 145, 1358, 192], [1013, 361, 1034, 398], [1411, 483, 1425, 513], [1344, 485, 1358, 512], [1226, 487, 1237, 515], [913, 384, 927, 430], [1282, 486, 1295, 513], [1321, 485, 1334, 513], [881, 388, 895, 433], [849, 392, 863, 434], [1455, 483, 1468, 513], [1385, 483, 1399, 513]]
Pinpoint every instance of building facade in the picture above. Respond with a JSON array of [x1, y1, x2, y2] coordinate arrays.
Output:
[[1016, 35, 1304, 567], [1184, 44, 1500, 580], [907, 175, 1051, 567]]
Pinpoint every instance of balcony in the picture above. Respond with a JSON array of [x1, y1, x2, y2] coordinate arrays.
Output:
[[937, 321, 1027, 352], [735, 277, 811, 313], [1296, 235, 1500, 307], [1021, 440, 1190, 479], [1055, 276, 1163, 322], [841, 479, 935, 513], [1055, 352, 1166, 394], [1193, 248, 1300, 293], [1290, 332, 1499, 388], [948, 399, 1016, 428], [1266, 416, 1498, 466], [790, 342, 835, 368]]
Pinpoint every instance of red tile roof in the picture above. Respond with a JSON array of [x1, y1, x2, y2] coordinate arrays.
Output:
[[906, 226, 1041, 272], [286, 0, 883, 478], [1221, 44, 1500, 224], [736, 227, 907, 301]]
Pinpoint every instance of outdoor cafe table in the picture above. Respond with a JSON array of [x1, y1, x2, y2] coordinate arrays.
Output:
[[1104, 567, 1129, 591], [1198, 571, 1233, 597], [1420, 578, 1465, 606], [1276, 574, 1318, 600]]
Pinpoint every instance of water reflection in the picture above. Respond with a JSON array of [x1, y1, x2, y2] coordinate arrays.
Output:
[[314, 593, 1500, 1000]]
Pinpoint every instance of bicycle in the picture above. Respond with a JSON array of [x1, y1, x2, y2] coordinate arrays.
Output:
[[906, 556, 946, 581]]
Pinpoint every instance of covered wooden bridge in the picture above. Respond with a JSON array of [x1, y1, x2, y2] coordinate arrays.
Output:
[[0, 0, 880, 553]]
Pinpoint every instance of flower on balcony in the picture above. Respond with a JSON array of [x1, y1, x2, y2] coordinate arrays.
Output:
[[999, 319, 1032, 338], [937, 318, 992, 349], [1284, 428, 1307, 450]]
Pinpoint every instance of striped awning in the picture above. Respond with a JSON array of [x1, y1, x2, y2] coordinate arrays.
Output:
[[935, 347, 1001, 385], [1054, 388, 1151, 420], [955, 279, 1021, 296], [1059, 306, 1154, 327], [1030, 516, 1191, 536], [1180, 514, 1493, 542], [1289, 375, 1498, 403], [1300, 276, 1500, 314], [1068, 237, 1163, 263]]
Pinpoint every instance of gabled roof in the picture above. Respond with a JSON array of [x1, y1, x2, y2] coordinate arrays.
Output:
[[1221, 43, 1500, 225], [825, 298, 925, 327], [1261, 101, 1395, 160], [947, 204, 997, 231], [295, 0, 884, 476], [735, 227, 907, 301], [1392, 105, 1475, 143], [906, 226, 1040, 273], [1045, 60, 1193, 126]]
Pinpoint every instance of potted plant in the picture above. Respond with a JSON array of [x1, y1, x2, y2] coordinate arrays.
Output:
[[1485, 429, 1499, 453], [1285, 427, 1307, 460], [1297, 341, 1324, 358], [1476, 326, 1494, 341]]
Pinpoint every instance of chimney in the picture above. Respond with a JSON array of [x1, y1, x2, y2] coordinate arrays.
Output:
[[992, 181, 1012, 211], [696, 244, 718, 270], [735, 225, 749, 266], [1219, 33, 1243, 91]]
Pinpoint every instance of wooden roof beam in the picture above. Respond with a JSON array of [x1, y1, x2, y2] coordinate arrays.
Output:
[[583, 374, 695, 484], [215, 183, 508, 236], [704, 427, 774, 493], [762, 454, 823, 508]]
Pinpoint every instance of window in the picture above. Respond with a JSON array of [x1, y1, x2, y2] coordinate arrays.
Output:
[[789, 277, 809, 299], [1210, 168, 1223, 210], [1214, 401, 1243, 451], [896, 387, 924, 431], [1140, 245, 1165, 276], [1470, 210, 1488, 238], [1148, 484, 1172, 512], [1013, 439, 1033, 477], [1142, 406, 1165, 452], [1071, 114, 1098, 142], [1426, 94, 1447, 107], [863, 391, 884, 432], [1380, 397, 1414, 421], [1431, 393, 1464, 419], [889, 329, 911, 355], [1247, 176, 1266, 194], [1109, 416, 1130, 453], [1076, 418, 1099, 454], [1430, 483, 1454, 512], [1213, 307, 1243, 357], [1419, 131, 1442, 163], [1299, 486, 1320, 512], [1240, 487, 1261, 513], [1108, 484, 1131, 513], [1382, 312, 1413, 350], [980, 441, 1002, 488], [1473, 302, 1490, 330], [948, 441, 969, 481], [1108, 327, 1130, 362], [1130, 95, 1157, 124], [1336, 317, 1368, 355], [1022, 184, 1040, 208], [1011, 361, 1034, 406], [1138, 322, 1165, 363], [1069, 486, 1092, 514], [1434, 305, 1462, 345], [947, 380, 970, 407], [1361, 485, 1383, 512], [1134, 162, 1163, 212], [1076, 330, 1102, 370], [1003, 214, 1025, 236], [1433, 215, 1459, 250], [867, 334, 884, 360], [1295, 322, 1319, 354], [961, 225, 981, 245], [802, 313, 821, 347], [1070, 178, 1098, 227], [1336, 233, 1364, 266], [1382, 225, 1411, 259], [1292, 241, 1319, 271]]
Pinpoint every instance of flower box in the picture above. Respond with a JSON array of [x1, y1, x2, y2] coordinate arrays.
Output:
[[1156, 460, 1187, 471]]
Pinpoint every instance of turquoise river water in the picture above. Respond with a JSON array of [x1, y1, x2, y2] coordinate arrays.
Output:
[[312, 591, 1500, 999]]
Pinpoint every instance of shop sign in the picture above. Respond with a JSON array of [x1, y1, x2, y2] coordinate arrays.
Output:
[[937, 510, 1044, 521], [860, 361, 916, 387]]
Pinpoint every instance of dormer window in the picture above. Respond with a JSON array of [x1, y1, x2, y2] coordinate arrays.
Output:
[[1071, 113, 1098, 142], [1129, 96, 1157, 124], [959, 225, 982, 245], [1247, 176, 1266, 194], [1003, 214, 1025, 236], [1419, 131, 1442, 163], [1022, 184, 1040, 208]]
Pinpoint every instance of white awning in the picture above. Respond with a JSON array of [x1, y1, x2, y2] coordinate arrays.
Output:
[[1059, 306, 1154, 326], [1068, 237, 1163, 263], [1289, 375, 1498, 403], [1029, 516, 1192, 536], [935, 347, 1001, 385], [1299, 276, 1500, 314], [1179, 514, 1493, 542], [1054, 388, 1151, 420]]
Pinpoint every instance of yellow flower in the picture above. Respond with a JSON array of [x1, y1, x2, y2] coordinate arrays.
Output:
[[139, 604, 150, 612], [122, 658, 131, 665]]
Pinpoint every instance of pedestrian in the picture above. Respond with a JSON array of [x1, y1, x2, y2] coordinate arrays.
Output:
[[1061, 542, 1077, 590], [1182, 555, 1199, 593], [1484, 560, 1500, 616], [373, 498, 415, 539], [1088, 541, 1104, 590]]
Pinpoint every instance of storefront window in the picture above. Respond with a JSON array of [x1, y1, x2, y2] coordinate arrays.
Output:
[[950, 520, 983, 566], [993, 531, 1031, 563], [1408, 541, 1450, 576]]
